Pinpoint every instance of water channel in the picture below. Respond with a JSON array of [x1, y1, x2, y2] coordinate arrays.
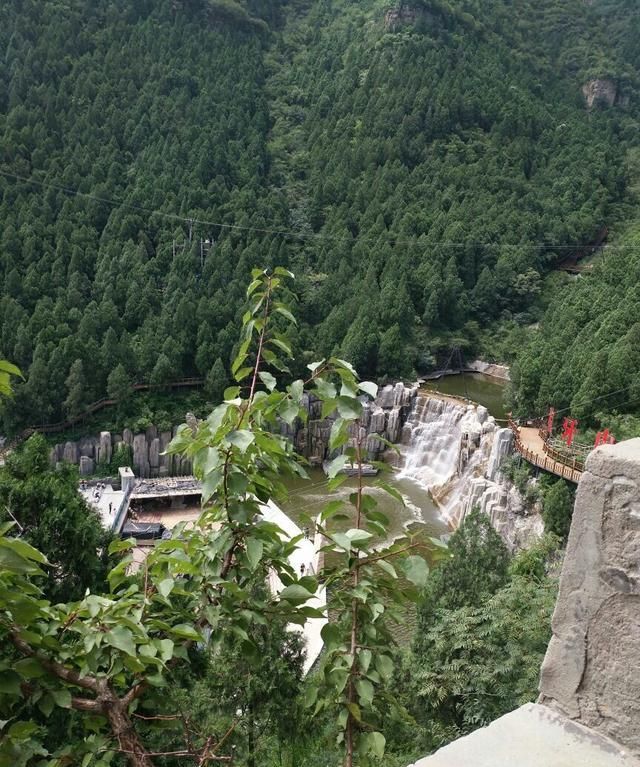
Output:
[[279, 373, 507, 540]]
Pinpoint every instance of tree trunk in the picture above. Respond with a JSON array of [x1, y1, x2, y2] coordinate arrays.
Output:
[[106, 703, 156, 767], [247, 716, 255, 767]]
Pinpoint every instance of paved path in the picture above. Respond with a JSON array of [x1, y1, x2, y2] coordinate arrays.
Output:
[[261, 500, 327, 675], [413, 703, 640, 767], [81, 484, 126, 530]]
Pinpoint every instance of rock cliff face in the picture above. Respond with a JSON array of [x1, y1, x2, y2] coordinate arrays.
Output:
[[582, 78, 618, 109], [51, 425, 191, 479], [539, 439, 640, 756], [399, 394, 542, 550], [51, 382, 419, 478], [384, 3, 432, 30]]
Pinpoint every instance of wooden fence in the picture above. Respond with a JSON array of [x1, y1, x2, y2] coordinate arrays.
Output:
[[509, 418, 584, 484], [0, 378, 205, 459]]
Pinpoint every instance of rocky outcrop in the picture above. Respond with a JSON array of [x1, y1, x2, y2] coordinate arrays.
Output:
[[467, 359, 511, 382], [582, 78, 618, 109], [487, 427, 513, 481], [539, 439, 640, 755], [51, 382, 418, 478], [384, 3, 432, 30]]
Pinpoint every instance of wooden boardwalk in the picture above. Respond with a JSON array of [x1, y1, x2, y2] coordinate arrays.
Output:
[[510, 421, 584, 484]]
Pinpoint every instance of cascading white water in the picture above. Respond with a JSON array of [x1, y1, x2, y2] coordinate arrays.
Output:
[[398, 393, 496, 523], [399, 397, 467, 488]]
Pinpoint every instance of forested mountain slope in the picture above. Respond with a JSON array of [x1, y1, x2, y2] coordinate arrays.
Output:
[[1, 0, 639, 430]]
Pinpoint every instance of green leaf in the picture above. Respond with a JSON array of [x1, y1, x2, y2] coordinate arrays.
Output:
[[274, 305, 297, 324], [368, 731, 386, 759], [280, 399, 299, 425], [106, 627, 136, 657], [234, 366, 254, 382], [226, 430, 255, 453], [14, 658, 46, 679], [51, 688, 72, 709], [157, 578, 174, 598], [269, 337, 293, 357], [356, 678, 374, 707], [375, 559, 397, 578], [0, 671, 21, 695], [358, 381, 378, 398], [376, 480, 405, 505], [320, 500, 346, 522], [358, 648, 372, 674], [326, 454, 349, 479], [273, 266, 294, 278], [258, 371, 276, 391], [245, 538, 263, 571], [346, 529, 373, 547], [346, 702, 362, 722], [0, 360, 22, 377], [327, 474, 348, 491], [303, 685, 318, 708], [289, 379, 304, 402], [279, 584, 315, 603], [330, 532, 351, 553], [336, 396, 362, 420], [320, 622, 343, 649], [157, 639, 174, 662], [329, 418, 349, 451], [401, 555, 430, 587], [375, 654, 393, 681], [315, 378, 336, 401], [170, 624, 202, 641]]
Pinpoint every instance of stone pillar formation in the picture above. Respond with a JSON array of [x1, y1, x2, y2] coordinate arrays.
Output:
[[539, 438, 640, 756]]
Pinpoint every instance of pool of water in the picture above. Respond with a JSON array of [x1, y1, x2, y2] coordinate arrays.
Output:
[[277, 468, 448, 543], [423, 372, 507, 420]]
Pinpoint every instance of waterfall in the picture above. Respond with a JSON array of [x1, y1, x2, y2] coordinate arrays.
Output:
[[398, 393, 496, 523]]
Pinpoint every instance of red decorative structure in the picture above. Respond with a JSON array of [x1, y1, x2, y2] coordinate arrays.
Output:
[[547, 407, 556, 436], [561, 417, 578, 447], [595, 429, 616, 447]]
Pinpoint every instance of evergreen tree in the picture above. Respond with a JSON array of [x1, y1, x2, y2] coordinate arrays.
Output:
[[0, 434, 112, 602], [63, 358, 87, 420], [107, 362, 132, 405], [205, 357, 228, 403], [542, 479, 575, 540]]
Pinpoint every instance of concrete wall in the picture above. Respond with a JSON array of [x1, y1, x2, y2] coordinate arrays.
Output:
[[539, 438, 640, 756]]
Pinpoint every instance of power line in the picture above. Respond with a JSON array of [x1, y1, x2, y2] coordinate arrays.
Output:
[[0, 168, 635, 252]]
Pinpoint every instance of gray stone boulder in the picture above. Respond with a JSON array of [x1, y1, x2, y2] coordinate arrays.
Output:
[[486, 427, 513, 481], [132, 433, 150, 478], [369, 407, 387, 435], [63, 441, 78, 464], [149, 438, 160, 471], [98, 431, 112, 466], [582, 77, 617, 109], [386, 407, 402, 443], [539, 439, 640, 755], [79, 437, 96, 459], [376, 385, 395, 410], [79, 456, 95, 477]]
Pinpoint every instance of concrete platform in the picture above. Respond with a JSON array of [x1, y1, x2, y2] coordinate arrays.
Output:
[[411, 704, 640, 767]]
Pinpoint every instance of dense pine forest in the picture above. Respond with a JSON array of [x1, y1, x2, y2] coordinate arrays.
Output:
[[1, 0, 640, 432]]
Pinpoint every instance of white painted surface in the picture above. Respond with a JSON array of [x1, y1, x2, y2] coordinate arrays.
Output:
[[80, 484, 125, 530], [260, 500, 327, 675], [411, 704, 640, 767]]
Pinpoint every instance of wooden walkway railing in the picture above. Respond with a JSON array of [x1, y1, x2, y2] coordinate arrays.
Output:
[[508, 418, 584, 484], [0, 378, 205, 459]]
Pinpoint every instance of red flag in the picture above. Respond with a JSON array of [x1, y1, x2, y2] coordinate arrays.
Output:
[[561, 417, 578, 447]]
